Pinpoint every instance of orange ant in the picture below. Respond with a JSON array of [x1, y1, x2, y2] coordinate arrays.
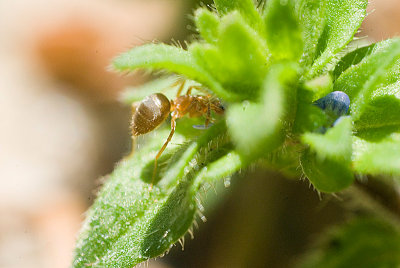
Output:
[[131, 79, 225, 188]]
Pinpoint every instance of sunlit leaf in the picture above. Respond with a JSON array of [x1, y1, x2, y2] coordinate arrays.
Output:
[[334, 39, 400, 115], [301, 0, 368, 78], [194, 8, 220, 44], [190, 12, 269, 100], [112, 43, 234, 101], [213, 0, 263, 31], [332, 43, 375, 81], [353, 132, 400, 176], [72, 123, 241, 267], [264, 0, 303, 61], [301, 117, 354, 192], [227, 63, 298, 158], [120, 76, 204, 104]]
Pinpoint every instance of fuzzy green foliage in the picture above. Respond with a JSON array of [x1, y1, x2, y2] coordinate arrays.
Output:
[[73, 0, 400, 267], [73, 123, 243, 267], [264, 0, 303, 62], [190, 11, 269, 100], [301, 117, 353, 192], [227, 62, 298, 158]]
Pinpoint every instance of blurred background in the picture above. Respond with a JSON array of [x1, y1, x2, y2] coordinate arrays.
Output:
[[0, 0, 399, 267]]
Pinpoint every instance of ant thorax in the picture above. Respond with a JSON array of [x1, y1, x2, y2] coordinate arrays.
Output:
[[171, 95, 209, 119]]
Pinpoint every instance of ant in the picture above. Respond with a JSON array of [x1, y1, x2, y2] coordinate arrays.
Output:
[[131, 79, 225, 188]]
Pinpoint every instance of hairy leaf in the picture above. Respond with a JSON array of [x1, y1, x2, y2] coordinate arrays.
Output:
[[301, 117, 354, 192], [293, 76, 337, 135], [194, 8, 220, 44], [354, 82, 400, 131], [113, 44, 200, 77], [303, 0, 368, 78], [332, 43, 376, 81], [213, 0, 263, 31], [353, 132, 400, 176], [334, 39, 400, 112], [120, 76, 178, 104], [334, 39, 400, 131], [112, 43, 234, 101], [227, 63, 298, 158], [302, 116, 352, 161], [304, 74, 333, 101], [295, 0, 326, 67], [120, 77, 205, 104], [190, 12, 269, 100], [72, 123, 241, 267], [264, 0, 303, 62]]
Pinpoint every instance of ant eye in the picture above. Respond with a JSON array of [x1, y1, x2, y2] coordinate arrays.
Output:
[[219, 105, 225, 111], [314, 91, 350, 117]]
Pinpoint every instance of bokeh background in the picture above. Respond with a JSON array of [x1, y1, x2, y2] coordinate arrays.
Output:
[[1, 0, 399, 267]]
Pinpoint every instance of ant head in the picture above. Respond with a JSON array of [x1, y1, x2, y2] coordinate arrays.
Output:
[[212, 99, 225, 114]]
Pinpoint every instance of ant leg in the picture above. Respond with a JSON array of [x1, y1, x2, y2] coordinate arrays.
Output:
[[170, 77, 186, 87], [151, 117, 177, 189], [127, 136, 137, 158], [204, 103, 211, 127], [186, 85, 210, 96], [186, 86, 211, 97], [176, 80, 186, 97], [186, 86, 194, 95]]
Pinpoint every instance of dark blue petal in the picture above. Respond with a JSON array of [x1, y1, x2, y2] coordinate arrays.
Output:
[[314, 91, 350, 117]]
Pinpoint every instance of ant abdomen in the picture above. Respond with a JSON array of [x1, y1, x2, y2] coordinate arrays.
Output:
[[131, 93, 171, 136]]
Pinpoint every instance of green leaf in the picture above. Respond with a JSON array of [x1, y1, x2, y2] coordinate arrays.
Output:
[[303, 117, 352, 161], [194, 8, 220, 44], [293, 103, 327, 134], [354, 82, 400, 131], [72, 122, 242, 267], [120, 76, 205, 105], [213, 0, 263, 31], [120, 76, 178, 104], [227, 62, 298, 158], [353, 132, 400, 176], [301, 117, 354, 192], [295, 0, 326, 67], [193, 150, 244, 188], [112, 43, 235, 101], [300, 217, 400, 268], [300, 150, 354, 193], [227, 101, 283, 158], [113, 44, 200, 78], [332, 43, 376, 81], [303, 0, 368, 78], [190, 12, 269, 100], [260, 144, 303, 178], [293, 85, 328, 134], [334, 39, 400, 124], [264, 0, 303, 61], [304, 74, 333, 101]]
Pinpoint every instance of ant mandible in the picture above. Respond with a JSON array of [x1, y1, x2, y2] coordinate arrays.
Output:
[[131, 79, 225, 188]]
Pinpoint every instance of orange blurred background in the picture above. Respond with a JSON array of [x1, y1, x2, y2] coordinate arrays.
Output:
[[0, 0, 399, 267]]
